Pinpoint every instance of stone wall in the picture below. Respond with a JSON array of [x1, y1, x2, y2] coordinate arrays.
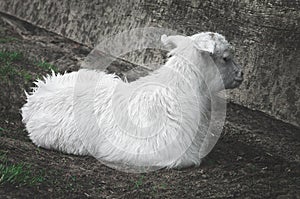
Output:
[[0, 0, 299, 127]]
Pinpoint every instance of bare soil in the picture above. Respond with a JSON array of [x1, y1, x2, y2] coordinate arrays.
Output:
[[0, 13, 299, 199]]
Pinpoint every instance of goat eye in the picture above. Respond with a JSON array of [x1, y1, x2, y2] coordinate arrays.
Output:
[[223, 57, 229, 62]]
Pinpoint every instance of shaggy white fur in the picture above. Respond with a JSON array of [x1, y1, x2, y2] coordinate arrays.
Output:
[[22, 32, 243, 170]]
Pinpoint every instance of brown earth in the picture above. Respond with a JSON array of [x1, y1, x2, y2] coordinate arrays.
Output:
[[0, 13, 299, 199]]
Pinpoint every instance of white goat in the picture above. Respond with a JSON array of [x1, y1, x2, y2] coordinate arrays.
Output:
[[21, 32, 243, 170]]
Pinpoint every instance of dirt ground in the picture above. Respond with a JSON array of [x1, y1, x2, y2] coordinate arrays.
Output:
[[0, 13, 299, 199]]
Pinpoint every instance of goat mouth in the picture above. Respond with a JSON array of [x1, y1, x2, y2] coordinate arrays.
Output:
[[234, 78, 243, 83], [228, 79, 243, 89]]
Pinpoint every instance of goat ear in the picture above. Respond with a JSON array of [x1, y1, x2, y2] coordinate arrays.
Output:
[[161, 34, 190, 50], [193, 40, 216, 54]]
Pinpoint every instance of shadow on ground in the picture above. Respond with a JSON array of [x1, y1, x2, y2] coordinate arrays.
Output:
[[0, 13, 299, 199]]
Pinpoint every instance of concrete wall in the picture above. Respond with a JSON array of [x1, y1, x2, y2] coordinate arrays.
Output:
[[1, 0, 299, 127]]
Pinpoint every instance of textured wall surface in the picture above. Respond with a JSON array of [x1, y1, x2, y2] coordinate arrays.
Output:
[[0, 0, 299, 127]]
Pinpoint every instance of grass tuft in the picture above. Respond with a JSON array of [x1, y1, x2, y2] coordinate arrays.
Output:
[[0, 37, 18, 44], [0, 152, 45, 186], [0, 51, 23, 62], [0, 50, 58, 82], [0, 63, 18, 78], [133, 175, 144, 189], [36, 61, 58, 72]]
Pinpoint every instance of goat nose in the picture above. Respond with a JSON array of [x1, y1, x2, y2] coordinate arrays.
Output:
[[240, 71, 244, 77], [236, 70, 243, 77], [234, 70, 244, 82]]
